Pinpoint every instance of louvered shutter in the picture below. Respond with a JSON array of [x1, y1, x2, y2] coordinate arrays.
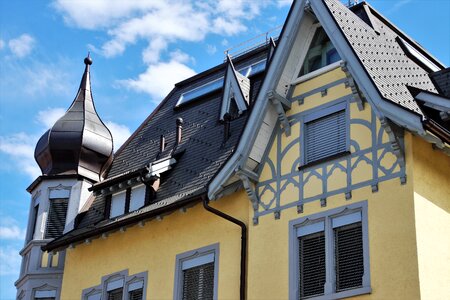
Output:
[[128, 288, 143, 300], [182, 262, 215, 300], [298, 232, 326, 299], [45, 198, 68, 238], [305, 109, 346, 163], [334, 222, 364, 291], [107, 288, 123, 300]]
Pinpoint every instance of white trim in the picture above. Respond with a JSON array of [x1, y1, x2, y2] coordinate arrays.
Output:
[[106, 278, 124, 291], [397, 37, 440, 72], [292, 60, 343, 85], [181, 253, 215, 270], [35, 289, 57, 298], [332, 211, 361, 228], [296, 221, 324, 237]]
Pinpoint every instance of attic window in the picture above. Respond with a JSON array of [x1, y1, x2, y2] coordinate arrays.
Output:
[[175, 59, 266, 108], [298, 26, 341, 77], [396, 37, 440, 72]]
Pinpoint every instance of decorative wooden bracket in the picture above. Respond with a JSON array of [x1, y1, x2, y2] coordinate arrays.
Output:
[[268, 90, 291, 136], [380, 118, 405, 168], [341, 61, 365, 111], [236, 169, 259, 212]]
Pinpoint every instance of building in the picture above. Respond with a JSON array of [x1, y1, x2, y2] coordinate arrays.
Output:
[[16, 0, 449, 299]]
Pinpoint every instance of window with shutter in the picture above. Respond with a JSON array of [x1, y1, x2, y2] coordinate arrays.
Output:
[[290, 202, 371, 300], [107, 288, 123, 300], [182, 262, 215, 300], [334, 222, 364, 292], [128, 288, 143, 300], [298, 232, 326, 298], [45, 198, 68, 239], [175, 244, 219, 300], [305, 109, 346, 164]]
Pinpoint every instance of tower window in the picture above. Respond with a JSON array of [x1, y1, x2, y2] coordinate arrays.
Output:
[[45, 198, 68, 239]]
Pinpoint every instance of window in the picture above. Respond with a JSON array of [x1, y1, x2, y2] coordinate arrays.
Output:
[[110, 185, 147, 218], [299, 26, 341, 77], [29, 203, 39, 242], [302, 102, 348, 166], [289, 201, 371, 299], [174, 244, 219, 300], [34, 289, 56, 300], [45, 198, 68, 238], [175, 59, 266, 108], [82, 270, 147, 300]]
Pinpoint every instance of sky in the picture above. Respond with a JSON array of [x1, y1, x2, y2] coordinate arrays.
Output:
[[0, 0, 449, 298]]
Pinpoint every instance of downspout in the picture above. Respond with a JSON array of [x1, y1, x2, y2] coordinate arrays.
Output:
[[202, 196, 247, 300]]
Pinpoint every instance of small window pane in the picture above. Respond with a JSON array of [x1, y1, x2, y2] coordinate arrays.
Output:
[[110, 191, 126, 218], [107, 288, 123, 300], [130, 185, 146, 212], [334, 222, 364, 292], [129, 288, 143, 300], [45, 198, 68, 238], [305, 110, 346, 164], [182, 262, 215, 300], [299, 232, 326, 299]]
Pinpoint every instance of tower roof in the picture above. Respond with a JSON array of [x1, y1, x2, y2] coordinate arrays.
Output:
[[34, 55, 113, 182]]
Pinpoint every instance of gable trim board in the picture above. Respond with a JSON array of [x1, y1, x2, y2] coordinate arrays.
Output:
[[208, 0, 448, 201]]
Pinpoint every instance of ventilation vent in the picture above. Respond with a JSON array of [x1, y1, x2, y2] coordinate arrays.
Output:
[[305, 109, 346, 163], [334, 222, 364, 292], [182, 262, 215, 300], [45, 198, 68, 238], [298, 232, 326, 299]]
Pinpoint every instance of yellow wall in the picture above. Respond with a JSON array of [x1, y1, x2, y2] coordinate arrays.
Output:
[[412, 135, 450, 299], [61, 194, 249, 300], [250, 68, 422, 299]]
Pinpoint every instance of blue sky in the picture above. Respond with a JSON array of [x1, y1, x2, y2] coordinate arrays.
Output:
[[0, 0, 448, 298]]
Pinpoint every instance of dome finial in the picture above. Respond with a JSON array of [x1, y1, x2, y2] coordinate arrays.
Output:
[[84, 52, 92, 65]]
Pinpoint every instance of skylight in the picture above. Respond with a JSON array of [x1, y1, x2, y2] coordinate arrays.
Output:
[[175, 59, 267, 108], [397, 37, 440, 72]]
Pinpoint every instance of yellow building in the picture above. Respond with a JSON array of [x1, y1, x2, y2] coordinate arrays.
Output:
[[18, 0, 449, 299]]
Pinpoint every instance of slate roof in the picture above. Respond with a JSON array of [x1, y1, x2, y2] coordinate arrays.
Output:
[[323, 0, 444, 116], [44, 45, 269, 250], [430, 68, 450, 98]]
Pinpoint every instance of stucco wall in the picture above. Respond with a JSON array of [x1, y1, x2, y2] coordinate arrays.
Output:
[[61, 194, 248, 300], [412, 135, 450, 299]]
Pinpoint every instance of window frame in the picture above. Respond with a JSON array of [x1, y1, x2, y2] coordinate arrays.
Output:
[[173, 243, 220, 300], [300, 101, 350, 168], [82, 270, 148, 300], [289, 201, 371, 300]]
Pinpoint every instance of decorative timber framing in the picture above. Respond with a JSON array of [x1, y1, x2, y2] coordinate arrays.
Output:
[[268, 90, 291, 136], [340, 61, 365, 111]]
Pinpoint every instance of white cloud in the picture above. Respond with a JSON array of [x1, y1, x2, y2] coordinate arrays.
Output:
[[0, 246, 21, 275], [8, 34, 35, 58], [0, 132, 40, 179], [36, 107, 66, 129], [118, 58, 196, 101], [206, 44, 217, 55], [105, 121, 131, 150], [0, 39, 4, 50], [0, 217, 26, 240], [277, 0, 293, 7]]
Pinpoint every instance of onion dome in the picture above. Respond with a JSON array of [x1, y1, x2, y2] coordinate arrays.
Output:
[[34, 55, 113, 182]]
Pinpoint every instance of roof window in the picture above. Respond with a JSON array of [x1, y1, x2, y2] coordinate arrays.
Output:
[[175, 59, 266, 108], [396, 37, 440, 72]]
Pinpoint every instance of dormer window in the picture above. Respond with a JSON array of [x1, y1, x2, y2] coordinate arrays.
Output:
[[109, 185, 148, 218], [298, 26, 341, 77], [175, 59, 266, 108]]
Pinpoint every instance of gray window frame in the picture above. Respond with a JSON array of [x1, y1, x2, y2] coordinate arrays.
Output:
[[289, 201, 371, 300], [300, 100, 350, 167], [173, 243, 220, 300], [81, 269, 148, 300]]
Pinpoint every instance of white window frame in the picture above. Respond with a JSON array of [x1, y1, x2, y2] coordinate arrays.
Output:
[[300, 101, 350, 167], [173, 243, 220, 300], [289, 201, 371, 300], [82, 270, 148, 300]]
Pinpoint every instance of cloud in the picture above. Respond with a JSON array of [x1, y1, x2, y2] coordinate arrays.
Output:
[[105, 121, 131, 150], [0, 39, 4, 50], [0, 132, 40, 179], [0, 246, 22, 275], [206, 44, 217, 55], [117, 57, 196, 101], [0, 217, 26, 240], [385, 0, 412, 15], [36, 107, 66, 129], [277, 0, 293, 7], [8, 34, 35, 58]]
